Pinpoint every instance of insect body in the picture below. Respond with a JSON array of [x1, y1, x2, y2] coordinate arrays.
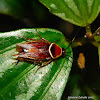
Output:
[[13, 32, 66, 71]]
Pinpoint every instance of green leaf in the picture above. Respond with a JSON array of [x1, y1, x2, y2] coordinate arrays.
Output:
[[98, 46, 100, 66], [0, 28, 72, 99], [94, 35, 100, 42], [39, 0, 100, 27], [0, 0, 26, 18]]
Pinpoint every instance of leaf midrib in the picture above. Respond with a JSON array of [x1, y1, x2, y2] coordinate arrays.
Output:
[[39, 58, 66, 100]]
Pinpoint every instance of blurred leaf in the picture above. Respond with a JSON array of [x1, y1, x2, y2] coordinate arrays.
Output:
[[98, 46, 100, 66], [0, 0, 27, 18], [0, 28, 72, 99], [94, 35, 100, 42], [85, 87, 99, 100], [69, 75, 82, 96], [39, 0, 100, 27]]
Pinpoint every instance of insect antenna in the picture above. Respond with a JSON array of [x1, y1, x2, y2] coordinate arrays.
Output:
[[65, 54, 84, 68], [35, 29, 43, 39], [65, 51, 72, 54], [64, 27, 86, 69], [35, 29, 51, 44], [65, 27, 81, 50]]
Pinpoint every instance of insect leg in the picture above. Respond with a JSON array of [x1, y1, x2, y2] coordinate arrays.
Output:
[[41, 59, 53, 67], [54, 59, 60, 68], [15, 60, 20, 65], [34, 59, 52, 74], [34, 66, 42, 75]]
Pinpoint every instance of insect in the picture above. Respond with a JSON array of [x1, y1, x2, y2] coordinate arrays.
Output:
[[13, 30, 69, 73]]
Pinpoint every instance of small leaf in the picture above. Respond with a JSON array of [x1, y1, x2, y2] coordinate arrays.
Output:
[[39, 0, 100, 27], [94, 35, 100, 42], [0, 28, 72, 99]]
